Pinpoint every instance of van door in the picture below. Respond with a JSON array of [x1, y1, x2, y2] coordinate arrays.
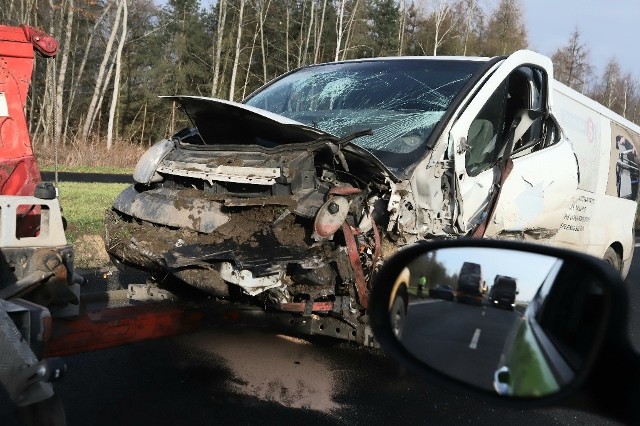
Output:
[[449, 51, 578, 237]]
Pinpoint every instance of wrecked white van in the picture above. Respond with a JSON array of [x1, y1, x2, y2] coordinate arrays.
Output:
[[104, 50, 639, 344]]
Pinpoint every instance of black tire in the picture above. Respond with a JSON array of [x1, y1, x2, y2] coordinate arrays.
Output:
[[390, 295, 407, 339], [603, 247, 622, 273]]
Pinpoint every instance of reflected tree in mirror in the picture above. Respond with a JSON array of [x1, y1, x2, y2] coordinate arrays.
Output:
[[390, 247, 607, 397]]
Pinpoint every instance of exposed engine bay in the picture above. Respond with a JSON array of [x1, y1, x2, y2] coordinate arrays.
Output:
[[104, 96, 459, 343]]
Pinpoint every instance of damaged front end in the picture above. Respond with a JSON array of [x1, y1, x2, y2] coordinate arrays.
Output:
[[105, 96, 453, 344]]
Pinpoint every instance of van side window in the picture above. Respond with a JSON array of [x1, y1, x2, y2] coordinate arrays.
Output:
[[511, 67, 549, 156], [465, 66, 557, 176], [465, 81, 508, 176]]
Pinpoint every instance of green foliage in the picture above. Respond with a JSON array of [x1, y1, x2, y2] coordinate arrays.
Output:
[[160, 0, 212, 94], [407, 252, 458, 290], [58, 182, 130, 242], [403, 3, 424, 55], [369, 0, 400, 56]]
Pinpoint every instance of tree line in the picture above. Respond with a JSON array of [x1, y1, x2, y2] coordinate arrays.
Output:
[[407, 251, 458, 290], [2, 0, 638, 152]]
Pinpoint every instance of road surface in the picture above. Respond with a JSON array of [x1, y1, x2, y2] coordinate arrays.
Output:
[[1, 250, 638, 425], [403, 299, 521, 391]]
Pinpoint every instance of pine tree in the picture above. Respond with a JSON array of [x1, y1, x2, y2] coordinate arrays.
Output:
[[369, 0, 400, 56], [551, 28, 592, 93]]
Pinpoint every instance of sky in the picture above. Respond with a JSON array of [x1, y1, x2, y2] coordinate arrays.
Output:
[[429, 247, 559, 301], [519, 0, 640, 79], [196, 0, 640, 78]]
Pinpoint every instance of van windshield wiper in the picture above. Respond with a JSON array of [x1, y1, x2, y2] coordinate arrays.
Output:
[[313, 128, 374, 147]]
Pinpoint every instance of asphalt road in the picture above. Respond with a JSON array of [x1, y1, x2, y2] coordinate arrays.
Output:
[[2, 250, 639, 425], [40, 172, 132, 184], [402, 299, 521, 392]]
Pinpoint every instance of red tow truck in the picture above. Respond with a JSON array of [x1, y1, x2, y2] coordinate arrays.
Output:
[[0, 25, 210, 424]]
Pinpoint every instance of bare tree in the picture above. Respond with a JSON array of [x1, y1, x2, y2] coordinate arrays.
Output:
[[457, 0, 482, 56], [591, 58, 640, 120], [55, 0, 74, 146], [229, 0, 246, 101], [620, 73, 637, 117], [37, 0, 59, 147], [95, 56, 117, 141], [212, 0, 228, 97], [432, 0, 456, 56], [242, 17, 261, 98], [286, 0, 291, 70], [64, 3, 113, 144], [595, 58, 622, 110], [82, 0, 124, 140], [341, 0, 362, 60], [2, 0, 38, 25], [397, 0, 406, 55], [314, 0, 328, 62], [107, 0, 128, 150], [296, 0, 309, 67], [259, 0, 272, 83], [335, 0, 346, 61], [301, 0, 316, 66], [551, 28, 592, 93]]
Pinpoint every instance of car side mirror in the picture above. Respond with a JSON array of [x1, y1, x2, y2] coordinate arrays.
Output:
[[370, 239, 638, 423]]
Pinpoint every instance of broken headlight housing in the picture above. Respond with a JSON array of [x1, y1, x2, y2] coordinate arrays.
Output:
[[133, 139, 175, 185]]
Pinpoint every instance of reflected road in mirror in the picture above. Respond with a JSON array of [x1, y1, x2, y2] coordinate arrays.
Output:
[[403, 296, 523, 392], [392, 247, 605, 397]]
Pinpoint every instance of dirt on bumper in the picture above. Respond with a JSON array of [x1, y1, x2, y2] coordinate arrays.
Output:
[[104, 190, 355, 301]]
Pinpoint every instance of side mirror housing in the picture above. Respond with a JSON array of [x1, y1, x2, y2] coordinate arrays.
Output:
[[370, 239, 639, 424]]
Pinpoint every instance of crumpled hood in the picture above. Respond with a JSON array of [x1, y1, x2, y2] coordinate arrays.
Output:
[[163, 95, 328, 144], [163, 95, 399, 181]]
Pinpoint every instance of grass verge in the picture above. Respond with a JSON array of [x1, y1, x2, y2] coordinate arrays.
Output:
[[58, 181, 129, 268]]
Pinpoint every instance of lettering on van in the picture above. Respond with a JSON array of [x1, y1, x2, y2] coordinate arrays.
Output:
[[559, 223, 585, 232], [576, 195, 595, 204], [558, 196, 593, 233]]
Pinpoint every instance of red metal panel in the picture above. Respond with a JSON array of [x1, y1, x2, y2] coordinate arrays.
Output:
[[0, 25, 44, 197], [277, 301, 334, 313], [44, 304, 205, 357], [0, 25, 33, 47]]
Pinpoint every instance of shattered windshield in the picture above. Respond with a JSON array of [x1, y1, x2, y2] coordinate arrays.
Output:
[[245, 59, 483, 172]]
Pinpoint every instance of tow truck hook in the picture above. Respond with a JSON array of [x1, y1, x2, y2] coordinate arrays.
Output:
[[12, 358, 67, 404]]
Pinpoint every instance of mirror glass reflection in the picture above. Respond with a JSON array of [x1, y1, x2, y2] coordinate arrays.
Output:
[[391, 247, 606, 397]]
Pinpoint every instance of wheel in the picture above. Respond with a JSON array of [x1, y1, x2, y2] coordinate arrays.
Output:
[[603, 247, 622, 273], [389, 295, 407, 339]]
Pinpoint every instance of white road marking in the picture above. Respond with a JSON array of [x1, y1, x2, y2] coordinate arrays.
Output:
[[469, 328, 481, 349], [635, 243, 640, 247], [409, 299, 440, 306]]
